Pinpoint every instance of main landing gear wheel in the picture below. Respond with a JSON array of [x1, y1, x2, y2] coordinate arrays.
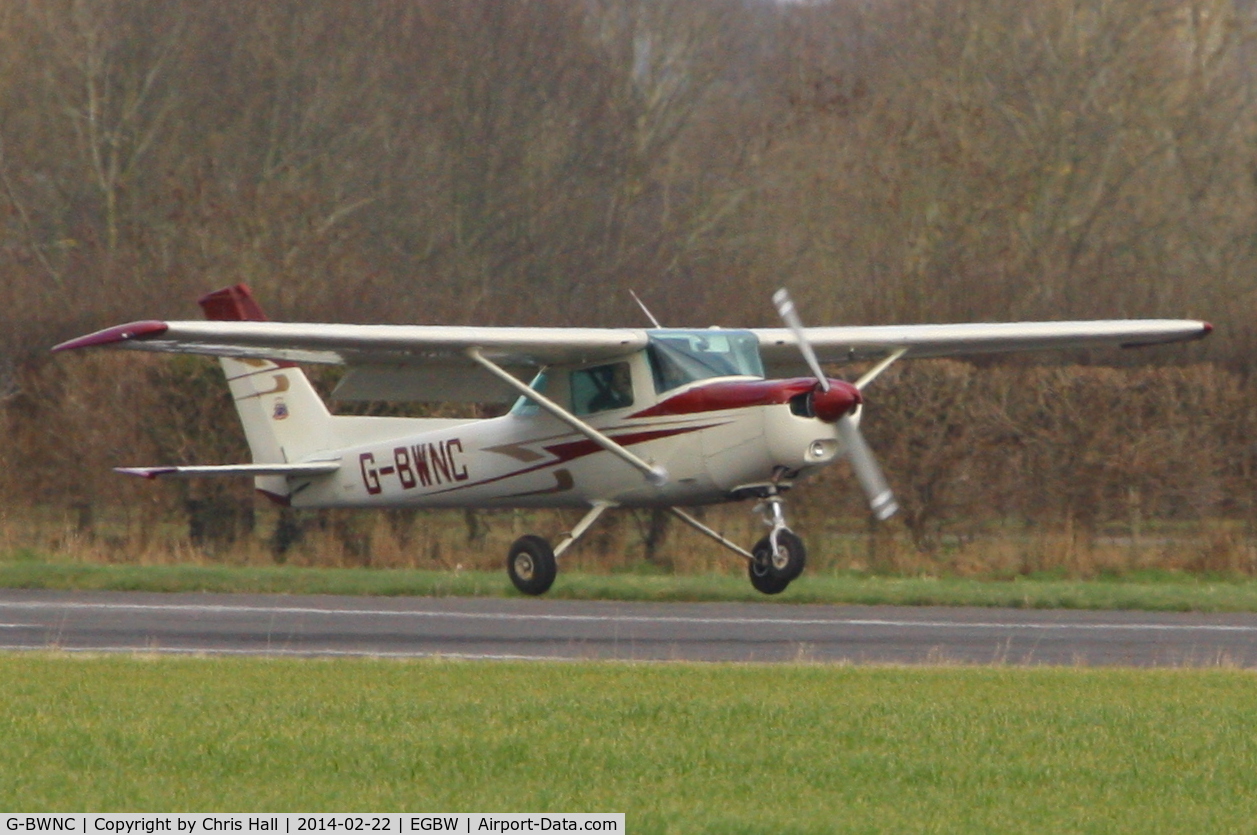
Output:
[[507, 535, 557, 596], [755, 530, 806, 582]]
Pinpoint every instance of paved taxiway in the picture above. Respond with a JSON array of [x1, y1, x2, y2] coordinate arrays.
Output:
[[0, 589, 1254, 666]]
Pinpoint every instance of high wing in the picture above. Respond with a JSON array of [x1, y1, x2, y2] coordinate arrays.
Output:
[[55, 315, 1210, 401], [52, 319, 648, 365], [53, 319, 650, 402], [755, 319, 1210, 374]]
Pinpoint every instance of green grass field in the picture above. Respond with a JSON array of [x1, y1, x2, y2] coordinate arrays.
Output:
[[7, 558, 1257, 612], [4, 655, 1257, 832]]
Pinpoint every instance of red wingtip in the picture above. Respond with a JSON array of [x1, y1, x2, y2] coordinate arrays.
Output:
[[52, 320, 169, 353], [198, 284, 268, 322]]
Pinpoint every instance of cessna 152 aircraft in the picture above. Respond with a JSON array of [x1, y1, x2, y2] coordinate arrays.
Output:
[[54, 284, 1210, 595]]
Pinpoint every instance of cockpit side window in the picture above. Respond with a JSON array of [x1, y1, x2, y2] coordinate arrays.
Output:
[[646, 330, 764, 393], [570, 362, 634, 415]]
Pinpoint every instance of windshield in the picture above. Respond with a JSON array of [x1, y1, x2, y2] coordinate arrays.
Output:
[[646, 330, 764, 393]]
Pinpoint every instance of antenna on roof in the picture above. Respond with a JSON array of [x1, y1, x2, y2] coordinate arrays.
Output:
[[629, 290, 663, 328]]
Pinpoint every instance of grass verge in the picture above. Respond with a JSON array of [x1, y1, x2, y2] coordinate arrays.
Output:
[[6, 558, 1257, 611], [2, 655, 1256, 832]]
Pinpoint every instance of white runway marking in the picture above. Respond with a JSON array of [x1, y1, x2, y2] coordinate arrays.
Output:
[[1, 599, 1253, 634], [0, 643, 576, 662]]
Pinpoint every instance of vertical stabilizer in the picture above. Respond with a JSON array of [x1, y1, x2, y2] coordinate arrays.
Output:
[[199, 285, 336, 501]]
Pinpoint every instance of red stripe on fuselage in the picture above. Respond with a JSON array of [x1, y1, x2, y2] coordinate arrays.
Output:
[[630, 378, 820, 419], [419, 422, 719, 498]]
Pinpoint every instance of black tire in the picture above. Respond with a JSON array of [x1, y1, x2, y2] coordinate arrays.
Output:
[[507, 535, 557, 596], [748, 556, 790, 595], [753, 530, 806, 582]]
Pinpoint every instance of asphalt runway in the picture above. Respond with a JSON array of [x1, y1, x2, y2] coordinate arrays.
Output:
[[1, 588, 1255, 666]]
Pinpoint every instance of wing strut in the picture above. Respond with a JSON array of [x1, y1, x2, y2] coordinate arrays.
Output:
[[853, 347, 908, 391], [466, 348, 669, 486]]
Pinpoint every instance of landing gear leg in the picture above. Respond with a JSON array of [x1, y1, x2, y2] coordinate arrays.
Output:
[[506, 502, 612, 596], [669, 495, 807, 596]]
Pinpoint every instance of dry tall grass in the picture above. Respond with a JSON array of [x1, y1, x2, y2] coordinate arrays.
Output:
[[5, 355, 1255, 579]]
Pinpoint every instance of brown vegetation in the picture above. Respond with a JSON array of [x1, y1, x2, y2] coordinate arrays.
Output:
[[1, 0, 1254, 575]]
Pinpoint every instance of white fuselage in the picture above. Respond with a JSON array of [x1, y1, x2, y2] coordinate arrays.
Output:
[[289, 378, 846, 510]]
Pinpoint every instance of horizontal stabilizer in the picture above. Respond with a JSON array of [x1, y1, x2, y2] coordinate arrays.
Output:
[[115, 462, 341, 480]]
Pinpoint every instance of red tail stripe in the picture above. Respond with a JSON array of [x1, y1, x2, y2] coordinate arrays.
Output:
[[198, 284, 268, 322]]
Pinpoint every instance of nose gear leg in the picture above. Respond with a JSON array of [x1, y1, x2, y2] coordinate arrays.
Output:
[[757, 494, 790, 561]]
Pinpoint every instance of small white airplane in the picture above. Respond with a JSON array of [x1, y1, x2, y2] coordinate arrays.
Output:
[[54, 284, 1210, 595]]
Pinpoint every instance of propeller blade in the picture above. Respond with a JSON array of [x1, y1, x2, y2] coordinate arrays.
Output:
[[772, 287, 896, 520], [772, 288, 829, 392], [835, 415, 899, 520]]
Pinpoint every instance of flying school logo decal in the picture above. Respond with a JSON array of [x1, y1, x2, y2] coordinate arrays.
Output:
[[272, 399, 289, 420]]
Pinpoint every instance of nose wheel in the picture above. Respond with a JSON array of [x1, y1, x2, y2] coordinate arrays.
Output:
[[754, 527, 805, 581], [748, 553, 789, 594]]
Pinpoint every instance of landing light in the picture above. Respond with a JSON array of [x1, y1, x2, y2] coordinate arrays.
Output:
[[807, 439, 838, 462]]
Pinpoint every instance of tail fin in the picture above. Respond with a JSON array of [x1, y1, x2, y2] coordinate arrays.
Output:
[[199, 285, 336, 501]]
